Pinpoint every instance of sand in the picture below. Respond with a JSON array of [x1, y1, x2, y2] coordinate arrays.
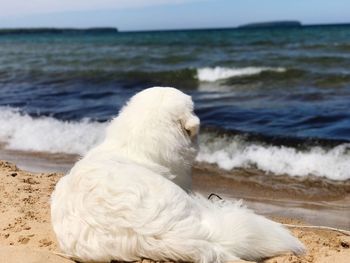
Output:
[[0, 160, 349, 263]]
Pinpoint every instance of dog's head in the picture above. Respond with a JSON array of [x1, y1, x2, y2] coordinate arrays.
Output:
[[127, 87, 200, 140], [106, 87, 200, 170]]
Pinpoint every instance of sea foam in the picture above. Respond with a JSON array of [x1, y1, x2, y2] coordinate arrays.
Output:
[[197, 133, 350, 181], [0, 107, 106, 155], [1, 107, 349, 180], [196, 66, 286, 82]]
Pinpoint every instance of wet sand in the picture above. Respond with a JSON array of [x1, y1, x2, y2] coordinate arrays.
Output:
[[0, 152, 349, 262], [193, 163, 350, 230]]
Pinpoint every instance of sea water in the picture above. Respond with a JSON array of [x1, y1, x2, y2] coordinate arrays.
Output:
[[1, 25, 350, 180]]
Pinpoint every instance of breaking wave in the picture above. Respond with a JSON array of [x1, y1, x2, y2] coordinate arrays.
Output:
[[196, 66, 286, 82], [0, 107, 106, 155], [197, 133, 350, 181], [1, 107, 349, 181]]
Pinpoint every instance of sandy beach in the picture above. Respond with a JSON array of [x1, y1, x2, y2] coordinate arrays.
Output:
[[0, 157, 349, 263], [1, 12, 350, 263]]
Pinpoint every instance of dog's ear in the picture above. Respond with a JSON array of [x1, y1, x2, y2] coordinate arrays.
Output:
[[180, 114, 200, 138]]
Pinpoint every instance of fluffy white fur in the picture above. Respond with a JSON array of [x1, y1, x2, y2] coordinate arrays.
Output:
[[51, 87, 305, 263]]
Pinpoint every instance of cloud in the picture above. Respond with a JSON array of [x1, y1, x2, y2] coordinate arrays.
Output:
[[0, 0, 200, 18]]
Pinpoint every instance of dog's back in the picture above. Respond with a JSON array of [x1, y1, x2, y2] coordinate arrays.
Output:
[[51, 87, 304, 263]]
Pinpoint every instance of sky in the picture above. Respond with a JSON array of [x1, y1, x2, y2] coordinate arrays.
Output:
[[0, 0, 349, 31]]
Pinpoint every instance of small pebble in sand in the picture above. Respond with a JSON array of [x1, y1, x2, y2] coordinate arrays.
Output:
[[39, 238, 53, 247], [340, 241, 349, 248], [23, 178, 39, 185], [18, 236, 30, 244]]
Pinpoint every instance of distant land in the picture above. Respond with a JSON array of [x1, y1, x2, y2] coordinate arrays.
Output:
[[238, 21, 302, 29], [0, 27, 118, 35], [1, 22, 350, 34], [124, 21, 350, 33]]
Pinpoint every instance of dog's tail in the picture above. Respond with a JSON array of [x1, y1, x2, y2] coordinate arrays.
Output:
[[192, 195, 305, 261]]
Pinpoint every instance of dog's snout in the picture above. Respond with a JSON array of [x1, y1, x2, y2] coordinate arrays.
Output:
[[184, 115, 200, 138]]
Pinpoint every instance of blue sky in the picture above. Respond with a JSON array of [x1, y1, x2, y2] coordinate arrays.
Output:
[[0, 0, 349, 31]]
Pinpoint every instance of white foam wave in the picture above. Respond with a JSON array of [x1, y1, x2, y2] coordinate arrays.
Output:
[[0, 107, 106, 155], [196, 66, 286, 82], [197, 133, 350, 181], [1, 107, 349, 180]]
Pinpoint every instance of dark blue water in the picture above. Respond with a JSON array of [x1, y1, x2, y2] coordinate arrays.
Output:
[[1, 26, 350, 143]]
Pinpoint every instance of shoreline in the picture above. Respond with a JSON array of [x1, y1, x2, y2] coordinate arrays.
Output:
[[0, 152, 349, 262], [193, 164, 350, 230], [1, 148, 349, 229]]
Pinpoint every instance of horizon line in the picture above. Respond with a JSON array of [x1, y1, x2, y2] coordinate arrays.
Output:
[[1, 21, 350, 33]]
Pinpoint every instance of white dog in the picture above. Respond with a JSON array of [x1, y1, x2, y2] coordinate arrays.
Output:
[[51, 87, 304, 263]]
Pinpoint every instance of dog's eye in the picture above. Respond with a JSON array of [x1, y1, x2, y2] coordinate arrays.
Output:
[[178, 120, 190, 138], [179, 120, 199, 138], [179, 120, 188, 137], [179, 116, 200, 138], [184, 127, 192, 137]]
